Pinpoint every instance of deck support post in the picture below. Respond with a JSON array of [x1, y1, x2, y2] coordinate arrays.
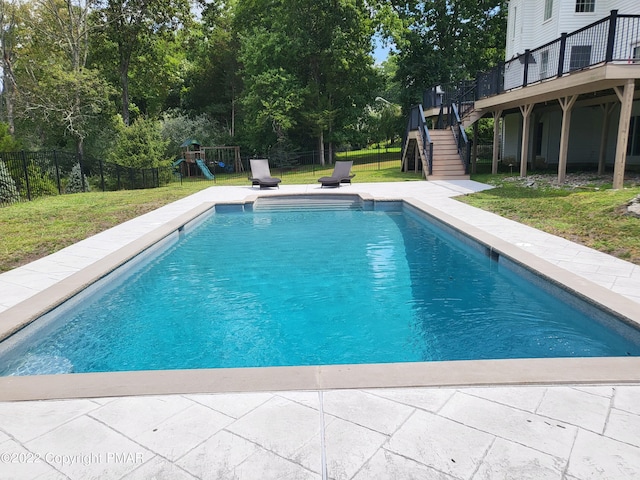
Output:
[[519, 104, 534, 177], [557, 95, 578, 184], [612, 79, 635, 190], [492, 109, 503, 174], [471, 122, 478, 174], [598, 102, 616, 175]]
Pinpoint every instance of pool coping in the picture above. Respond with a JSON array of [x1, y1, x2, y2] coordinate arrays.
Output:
[[2, 188, 640, 401], [3, 357, 640, 402]]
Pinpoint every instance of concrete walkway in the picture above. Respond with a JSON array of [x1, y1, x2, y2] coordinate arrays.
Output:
[[1, 181, 640, 479]]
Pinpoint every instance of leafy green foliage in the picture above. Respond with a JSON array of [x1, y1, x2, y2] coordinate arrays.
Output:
[[1, 0, 508, 161], [0, 123, 20, 152], [20, 66, 114, 148], [18, 164, 58, 198], [236, 0, 379, 152], [179, 2, 241, 131], [92, 0, 192, 125], [381, 0, 507, 106], [109, 117, 169, 168]]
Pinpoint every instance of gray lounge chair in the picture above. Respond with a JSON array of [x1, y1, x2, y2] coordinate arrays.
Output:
[[249, 159, 281, 189], [318, 161, 355, 187]]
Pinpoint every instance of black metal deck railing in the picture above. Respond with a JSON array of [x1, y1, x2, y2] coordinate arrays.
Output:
[[423, 10, 640, 108]]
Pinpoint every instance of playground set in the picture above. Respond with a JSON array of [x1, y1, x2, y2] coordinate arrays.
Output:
[[172, 139, 244, 180]]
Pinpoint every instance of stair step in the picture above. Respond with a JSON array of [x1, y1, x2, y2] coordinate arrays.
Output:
[[434, 147, 458, 153]]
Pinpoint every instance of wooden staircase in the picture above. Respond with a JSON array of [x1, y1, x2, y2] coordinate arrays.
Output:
[[461, 106, 484, 129], [401, 130, 429, 176], [428, 129, 469, 180]]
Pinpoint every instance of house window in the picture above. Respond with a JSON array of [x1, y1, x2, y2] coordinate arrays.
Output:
[[627, 117, 640, 156], [633, 44, 640, 64], [512, 6, 517, 40], [544, 0, 553, 21], [569, 45, 592, 70], [540, 51, 549, 79], [575, 0, 595, 13]]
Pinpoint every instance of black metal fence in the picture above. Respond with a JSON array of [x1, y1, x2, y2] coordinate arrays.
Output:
[[0, 147, 402, 207], [0, 151, 164, 207]]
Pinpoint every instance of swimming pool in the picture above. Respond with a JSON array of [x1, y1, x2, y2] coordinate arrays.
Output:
[[2, 195, 639, 377]]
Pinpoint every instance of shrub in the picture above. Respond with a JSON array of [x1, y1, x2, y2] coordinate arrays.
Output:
[[65, 163, 90, 193], [0, 160, 19, 204], [108, 117, 169, 169], [0, 123, 19, 152], [18, 164, 58, 198]]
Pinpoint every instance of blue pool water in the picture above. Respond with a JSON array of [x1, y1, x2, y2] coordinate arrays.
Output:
[[2, 202, 640, 375]]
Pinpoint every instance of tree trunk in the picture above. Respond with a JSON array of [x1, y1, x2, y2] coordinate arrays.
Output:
[[6, 85, 14, 135], [76, 136, 84, 161], [319, 129, 325, 166], [120, 51, 131, 126], [3, 64, 15, 134]]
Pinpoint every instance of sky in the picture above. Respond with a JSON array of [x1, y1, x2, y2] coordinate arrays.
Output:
[[372, 35, 392, 64]]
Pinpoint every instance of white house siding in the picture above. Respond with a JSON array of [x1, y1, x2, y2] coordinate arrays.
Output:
[[557, 0, 603, 35], [506, 0, 639, 59], [616, 0, 640, 15], [506, 0, 538, 58]]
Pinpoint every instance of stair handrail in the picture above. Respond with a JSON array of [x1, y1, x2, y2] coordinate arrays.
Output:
[[402, 104, 433, 175], [450, 103, 471, 174], [417, 104, 433, 176]]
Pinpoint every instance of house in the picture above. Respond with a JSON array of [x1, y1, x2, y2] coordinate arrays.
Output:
[[405, 0, 640, 188]]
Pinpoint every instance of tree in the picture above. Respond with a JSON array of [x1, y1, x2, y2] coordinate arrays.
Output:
[[0, 122, 19, 151], [0, 0, 25, 135], [378, 0, 507, 107], [179, 1, 241, 137], [236, 0, 379, 160], [93, 0, 191, 125], [17, 0, 114, 157]]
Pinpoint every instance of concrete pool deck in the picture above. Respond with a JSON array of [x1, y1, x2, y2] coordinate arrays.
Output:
[[1, 180, 640, 478]]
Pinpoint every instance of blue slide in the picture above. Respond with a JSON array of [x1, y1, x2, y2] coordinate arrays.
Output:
[[195, 159, 215, 180]]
